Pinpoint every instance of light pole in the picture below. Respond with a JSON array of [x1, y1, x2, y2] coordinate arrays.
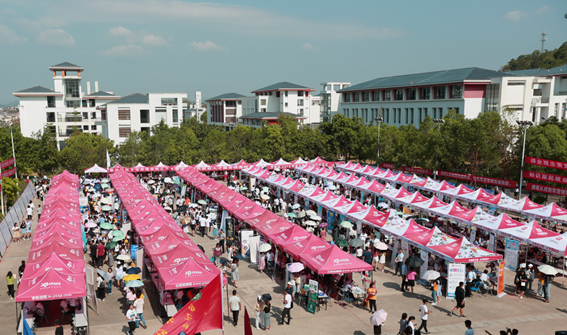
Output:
[[374, 116, 384, 166], [8, 122, 17, 179], [432, 119, 445, 179], [517, 120, 533, 197]]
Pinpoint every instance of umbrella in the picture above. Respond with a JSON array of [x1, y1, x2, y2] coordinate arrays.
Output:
[[421, 270, 440, 281], [112, 230, 126, 240], [340, 221, 353, 229], [327, 185, 337, 190], [83, 179, 91, 184], [335, 239, 349, 247], [370, 309, 388, 326], [240, 187, 248, 191], [164, 177, 172, 183], [123, 274, 141, 281], [100, 198, 111, 204], [304, 220, 317, 226], [259, 244, 272, 252], [117, 254, 131, 261], [189, 203, 199, 208], [262, 187, 269, 192], [292, 204, 301, 209], [100, 222, 114, 230], [287, 213, 297, 218], [310, 215, 322, 221], [85, 221, 97, 228], [306, 210, 317, 216], [96, 269, 106, 277], [126, 280, 144, 288], [101, 178, 110, 183], [126, 267, 142, 275], [288, 263, 304, 273], [147, 180, 155, 185], [197, 200, 207, 205], [318, 222, 328, 227], [101, 183, 110, 189], [197, 245, 205, 252], [297, 211, 306, 218], [374, 241, 388, 250], [261, 194, 270, 200], [164, 206, 172, 211], [349, 238, 364, 248], [378, 202, 389, 208], [538, 264, 558, 275], [415, 218, 430, 223], [105, 241, 118, 250], [102, 205, 112, 211], [405, 256, 424, 268]]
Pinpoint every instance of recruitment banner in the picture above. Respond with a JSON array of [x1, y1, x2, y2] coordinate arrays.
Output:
[[472, 175, 517, 188], [504, 239, 519, 271], [1, 167, 16, 178], [525, 156, 567, 170], [306, 279, 318, 314], [497, 260, 506, 297], [526, 182, 567, 196], [420, 250, 428, 276], [438, 170, 472, 181], [0, 157, 14, 169], [524, 171, 567, 185], [446, 263, 466, 299], [380, 163, 432, 175]]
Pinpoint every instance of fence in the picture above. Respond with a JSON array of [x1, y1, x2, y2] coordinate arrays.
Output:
[[0, 182, 35, 256]]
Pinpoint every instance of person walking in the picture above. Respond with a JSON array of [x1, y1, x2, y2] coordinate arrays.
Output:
[[6, 271, 15, 299], [394, 249, 404, 276], [417, 299, 432, 334], [263, 301, 272, 332], [258, 252, 266, 273], [134, 292, 147, 329], [280, 291, 292, 325], [229, 290, 241, 326], [213, 243, 222, 267], [367, 282, 377, 313], [407, 316, 416, 335], [450, 282, 466, 318], [254, 296, 264, 330], [431, 280, 438, 305], [106, 268, 114, 295], [398, 313, 408, 335], [379, 251, 386, 272], [464, 319, 474, 335], [12, 223, 21, 243], [406, 267, 416, 293], [400, 263, 408, 292], [125, 304, 137, 335], [543, 274, 553, 303], [372, 249, 380, 271], [96, 274, 106, 301], [517, 270, 527, 299], [231, 259, 240, 288]]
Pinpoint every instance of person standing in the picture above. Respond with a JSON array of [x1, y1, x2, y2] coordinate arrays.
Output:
[[96, 274, 106, 301], [106, 268, 114, 295], [450, 282, 466, 318], [254, 296, 264, 330], [417, 299, 432, 334], [218, 230, 226, 253], [89, 240, 97, 267], [406, 267, 416, 294], [398, 313, 408, 335], [229, 290, 241, 326], [394, 249, 404, 276], [213, 243, 222, 267], [464, 319, 474, 335], [134, 293, 147, 329], [517, 270, 527, 299], [543, 274, 553, 303], [6, 271, 15, 299], [125, 304, 137, 335], [431, 280, 439, 305], [367, 282, 377, 313], [231, 259, 239, 288], [96, 241, 105, 268], [525, 264, 534, 294], [263, 301, 272, 331], [280, 291, 292, 325], [400, 263, 408, 292], [258, 252, 266, 273]]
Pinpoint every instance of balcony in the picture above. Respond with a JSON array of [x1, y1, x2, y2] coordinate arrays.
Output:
[[57, 115, 83, 122], [58, 128, 83, 137], [531, 97, 549, 105]]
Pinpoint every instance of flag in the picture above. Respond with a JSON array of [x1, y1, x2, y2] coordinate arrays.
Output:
[[154, 272, 223, 335], [23, 318, 33, 335], [243, 307, 253, 335], [106, 149, 111, 169]]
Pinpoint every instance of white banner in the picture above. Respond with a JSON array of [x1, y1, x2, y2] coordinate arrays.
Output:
[[420, 250, 428, 276], [240, 230, 254, 258], [469, 228, 476, 243], [250, 235, 260, 265], [447, 263, 466, 299], [356, 221, 362, 235], [504, 239, 519, 271], [488, 233, 496, 252], [401, 240, 409, 262], [136, 247, 144, 279]]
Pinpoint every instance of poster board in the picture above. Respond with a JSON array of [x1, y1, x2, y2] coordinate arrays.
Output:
[[420, 250, 428, 276], [488, 233, 496, 252], [306, 279, 318, 314], [240, 230, 253, 258], [497, 260, 506, 297], [250, 235, 260, 264], [446, 263, 466, 299], [504, 239, 519, 271], [136, 247, 144, 279]]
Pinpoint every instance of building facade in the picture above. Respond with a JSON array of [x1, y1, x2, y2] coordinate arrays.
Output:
[[319, 82, 351, 122], [100, 92, 187, 145], [206, 93, 245, 130], [14, 62, 119, 149]]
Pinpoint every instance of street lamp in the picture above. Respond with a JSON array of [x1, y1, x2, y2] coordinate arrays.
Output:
[[432, 119, 444, 179], [374, 116, 384, 166], [8, 122, 17, 179], [517, 120, 534, 197]]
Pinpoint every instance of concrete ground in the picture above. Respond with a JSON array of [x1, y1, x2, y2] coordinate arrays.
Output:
[[3, 200, 567, 335]]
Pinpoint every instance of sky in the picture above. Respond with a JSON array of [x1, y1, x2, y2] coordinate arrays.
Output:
[[0, 0, 566, 104]]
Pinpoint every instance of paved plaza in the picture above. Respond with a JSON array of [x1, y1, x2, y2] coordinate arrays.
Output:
[[2, 199, 567, 335]]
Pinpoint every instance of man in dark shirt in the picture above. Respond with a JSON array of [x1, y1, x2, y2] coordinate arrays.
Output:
[[96, 242, 105, 268], [450, 282, 466, 318], [362, 247, 372, 265], [54, 319, 63, 335], [89, 241, 97, 267]]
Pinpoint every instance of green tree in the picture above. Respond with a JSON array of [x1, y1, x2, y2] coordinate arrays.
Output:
[[60, 132, 115, 174], [2, 177, 21, 207]]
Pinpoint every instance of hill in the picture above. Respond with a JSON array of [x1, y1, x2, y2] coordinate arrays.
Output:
[[501, 41, 567, 72]]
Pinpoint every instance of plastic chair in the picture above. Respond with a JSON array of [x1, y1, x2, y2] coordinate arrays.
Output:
[[60, 308, 73, 323], [470, 281, 482, 295]]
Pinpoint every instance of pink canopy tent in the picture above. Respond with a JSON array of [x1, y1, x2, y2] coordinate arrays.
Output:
[[343, 200, 368, 217], [286, 180, 305, 193], [270, 158, 294, 169], [160, 258, 219, 290], [254, 217, 293, 236], [523, 202, 567, 221], [152, 245, 210, 269], [315, 191, 339, 205], [267, 225, 311, 245], [472, 213, 525, 232], [16, 268, 86, 302], [247, 211, 281, 228], [193, 161, 212, 171], [31, 231, 82, 250], [330, 196, 355, 214], [232, 204, 266, 222], [26, 252, 85, 276], [140, 225, 189, 244], [85, 164, 107, 173], [300, 185, 326, 199], [365, 179, 386, 194], [231, 159, 252, 170], [497, 221, 558, 243], [403, 226, 457, 248], [352, 207, 390, 228], [428, 237, 502, 263], [283, 235, 331, 260], [300, 245, 372, 274], [309, 157, 334, 167], [145, 234, 201, 254], [29, 242, 83, 262], [382, 219, 429, 238], [530, 232, 567, 256], [321, 194, 347, 209], [290, 158, 309, 166]]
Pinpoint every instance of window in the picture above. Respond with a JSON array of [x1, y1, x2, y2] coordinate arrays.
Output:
[[238, 100, 242, 105], [354, 92, 360, 102], [398, 109, 401, 123], [298, 99, 304, 106], [66, 101, 80, 108], [91, 125, 96, 130], [436, 86, 446, 99], [119, 127, 131, 138], [82, 112, 88, 120], [405, 108, 408, 123], [393, 108, 396, 123], [284, 91, 288, 97], [484, 84, 500, 112], [89, 99, 95, 107], [285, 102, 288, 107], [422, 87, 430, 100], [385, 108, 389, 123], [384, 90, 391, 101], [261, 99, 266, 106], [46, 112, 55, 122], [118, 109, 131, 120], [396, 90, 403, 101], [374, 91, 380, 101], [438, 107, 443, 117], [408, 89, 416, 100], [343, 93, 351, 102], [418, 108, 422, 124], [161, 97, 177, 105], [298, 91, 304, 97], [101, 111, 106, 121], [47, 96, 55, 108], [155, 108, 167, 123], [299, 109, 304, 116], [65, 79, 80, 98], [83, 125, 89, 131], [261, 108, 266, 113], [344, 109, 349, 117], [140, 110, 149, 123], [452, 85, 463, 99], [173, 109, 178, 122], [141, 127, 150, 134], [91, 112, 97, 119], [410, 108, 414, 124], [363, 91, 369, 102], [455, 107, 460, 114]]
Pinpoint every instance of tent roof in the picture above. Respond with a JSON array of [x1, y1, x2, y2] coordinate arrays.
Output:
[[300, 245, 372, 274]]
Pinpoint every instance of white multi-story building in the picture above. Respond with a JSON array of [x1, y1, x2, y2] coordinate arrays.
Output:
[[319, 82, 351, 122], [13, 62, 119, 149], [100, 92, 187, 145], [184, 91, 206, 122], [206, 93, 245, 131]]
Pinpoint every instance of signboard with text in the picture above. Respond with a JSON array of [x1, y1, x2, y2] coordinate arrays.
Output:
[[447, 263, 466, 299]]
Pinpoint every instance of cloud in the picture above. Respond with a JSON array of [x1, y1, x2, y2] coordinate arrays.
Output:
[[36, 28, 75, 46], [99, 44, 145, 57], [143, 34, 169, 46], [0, 24, 27, 44], [535, 6, 551, 15], [301, 43, 319, 51], [502, 10, 529, 22], [108, 26, 132, 37], [18, 18, 42, 33], [190, 41, 223, 51]]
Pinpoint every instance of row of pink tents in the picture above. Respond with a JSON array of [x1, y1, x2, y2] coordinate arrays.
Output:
[[333, 162, 567, 223], [177, 167, 372, 274], [244, 167, 503, 263], [16, 171, 86, 302], [86, 157, 335, 174], [109, 171, 219, 290]]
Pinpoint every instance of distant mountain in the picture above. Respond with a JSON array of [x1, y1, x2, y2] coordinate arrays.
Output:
[[0, 100, 19, 108], [501, 41, 567, 72]]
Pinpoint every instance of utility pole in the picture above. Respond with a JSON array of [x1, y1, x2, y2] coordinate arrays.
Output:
[[432, 119, 445, 179], [9, 123, 17, 179], [374, 111, 384, 167], [517, 120, 534, 197], [540, 31, 547, 53]]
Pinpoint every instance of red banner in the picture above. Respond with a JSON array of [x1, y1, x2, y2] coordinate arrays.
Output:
[[381, 163, 395, 169], [472, 176, 517, 188], [380, 163, 432, 175], [1, 167, 16, 178], [0, 157, 14, 169], [526, 182, 567, 196], [524, 170, 567, 185], [525, 156, 567, 170], [438, 170, 472, 181]]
